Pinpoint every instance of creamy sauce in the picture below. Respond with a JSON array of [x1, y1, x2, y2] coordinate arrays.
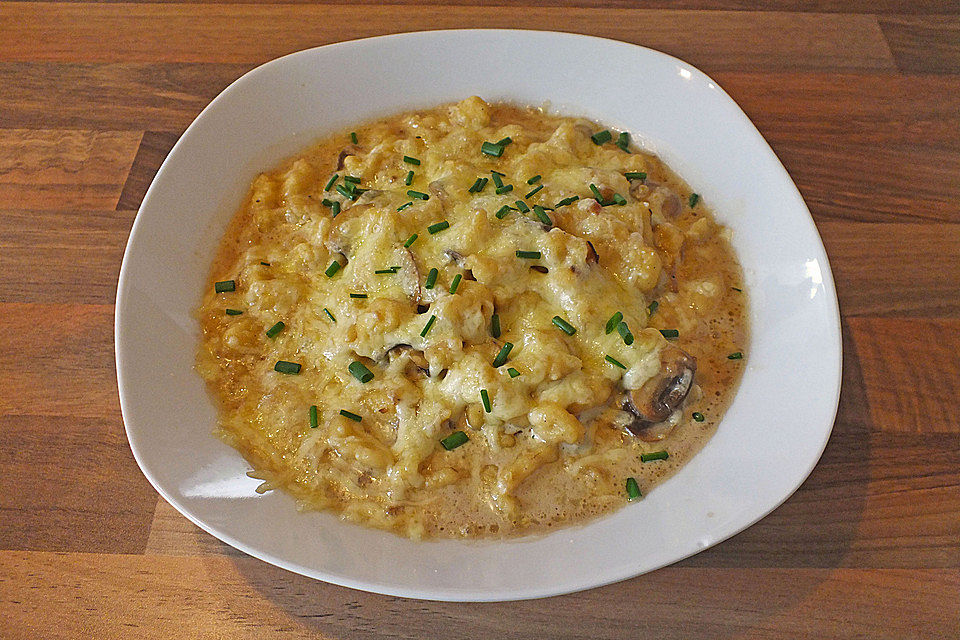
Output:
[[197, 97, 747, 538]]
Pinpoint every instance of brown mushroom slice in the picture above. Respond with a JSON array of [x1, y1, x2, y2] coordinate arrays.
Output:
[[386, 344, 430, 376], [622, 345, 697, 439], [336, 144, 362, 170], [585, 240, 599, 264]]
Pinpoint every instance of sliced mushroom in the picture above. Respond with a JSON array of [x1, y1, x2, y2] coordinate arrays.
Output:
[[429, 180, 451, 211], [336, 144, 361, 170], [650, 187, 682, 219], [444, 249, 465, 267], [585, 240, 599, 264], [386, 344, 430, 376], [622, 344, 697, 439]]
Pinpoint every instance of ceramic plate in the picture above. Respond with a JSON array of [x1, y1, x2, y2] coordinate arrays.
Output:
[[116, 30, 841, 601]]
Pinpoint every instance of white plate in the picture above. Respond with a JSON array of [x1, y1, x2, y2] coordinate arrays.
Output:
[[116, 30, 841, 601]]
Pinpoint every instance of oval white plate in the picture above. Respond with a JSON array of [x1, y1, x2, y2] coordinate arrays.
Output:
[[116, 30, 841, 601]]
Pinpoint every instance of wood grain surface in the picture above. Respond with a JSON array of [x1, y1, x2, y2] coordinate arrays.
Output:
[[0, 2, 957, 639]]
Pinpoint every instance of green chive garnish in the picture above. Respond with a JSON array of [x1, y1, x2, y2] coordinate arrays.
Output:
[[265, 321, 285, 339], [689, 193, 700, 207], [555, 195, 579, 207], [309, 405, 318, 428], [350, 293, 367, 299], [492, 342, 514, 367], [617, 132, 630, 152], [605, 311, 623, 335], [624, 172, 647, 181], [527, 175, 542, 185], [491, 170, 506, 177], [215, 280, 235, 293], [469, 177, 487, 193], [481, 141, 504, 157], [397, 201, 413, 212], [343, 175, 360, 184], [496, 184, 513, 195], [420, 314, 437, 337], [552, 316, 576, 335], [349, 360, 374, 383], [728, 351, 743, 360], [495, 205, 514, 219], [491, 313, 501, 338], [515, 200, 530, 213], [449, 274, 462, 294], [533, 205, 552, 226], [350, 132, 358, 144], [325, 261, 341, 277], [408, 190, 429, 201], [425, 267, 439, 289], [732, 287, 742, 292], [404, 233, 418, 248], [507, 367, 521, 378], [605, 354, 627, 369], [641, 450, 669, 462], [524, 184, 544, 199], [340, 409, 362, 422], [612, 193, 627, 206], [330, 201, 341, 217], [225, 308, 243, 315], [589, 184, 604, 203], [617, 321, 634, 345], [692, 412, 705, 422], [440, 430, 468, 450], [405, 170, 414, 186], [374, 268, 398, 275], [323, 308, 336, 322], [496, 136, 513, 147], [275, 360, 301, 375], [427, 221, 449, 234], [336, 184, 356, 200], [591, 130, 612, 145], [491, 173, 504, 188], [647, 300, 659, 316], [626, 477, 641, 500], [403, 155, 420, 165], [260, 261, 270, 266], [660, 329, 679, 339], [516, 250, 541, 259], [480, 389, 491, 413], [324, 173, 339, 191]]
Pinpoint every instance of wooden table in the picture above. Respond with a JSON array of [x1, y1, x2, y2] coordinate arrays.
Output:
[[1, 2, 958, 638]]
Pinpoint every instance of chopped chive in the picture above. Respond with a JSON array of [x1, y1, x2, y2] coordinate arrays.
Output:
[[605, 311, 623, 334], [692, 412, 705, 422], [527, 175, 542, 185], [641, 450, 669, 462], [448, 273, 462, 294], [480, 389, 491, 413], [274, 360, 301, 375], [405, 170, 414, 186], [350, 131, 358, 144], [728, 351, 743, 360], [532, 205, 552, 226], [491, 170, 506, 177], [589, 183, 604, 202], [265, 321, 285, 339], [215, 280, 236, 293], [731, 286, 742, 292], [323, 308, 336, 322], [591, 130, 612, 145], [324, 173, 339, 191], [481, 141, 504, 157], [225, 308, 243, 316], [407, 190, 430, 201], [552, 316, 576, 336], [325, 261, 342, 278], [626, 477, 641, 500], [397, 201, 413, 212], [689, 193, 700, 207], [524, 184, 544, 199], [495, 205, 514, 219], [420, 314, 437, 337], [491, 172, 504, 188], [490, 313, 501, 338], [309, 405, 318, 428], [403, 155, 420, 166], [555, 195, 579, 207], [340, 409, 362, 422], [336, 184, 357, 200], [617, 321, 634, 345], [496, 136, 513, 147], [516, 250, 541, 259], [647, 300, 659, 316], [612, 193, 627, 206], [349, 293, 368, 299], [440, 430, 468, 450], [374, 268, 398, 274], [507, 367, 521, 378], [515, 200, 530, 213], [495, 184, 513, 195], [617, 132, 630, 152], [468, 177, 488, 193], [427, 220, 449, 234], [348, 360, 374, 383], [624, 172, 647, 181], [330, 201, 341, 217], [260, 261, 271, 266], [492, 342, 514, 367], [343, 175, 361, 184], [425, 267, 439, 289], [404, 233, 418, 248], [660, 329, 679, 339], [605, 354, 627, 369]]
